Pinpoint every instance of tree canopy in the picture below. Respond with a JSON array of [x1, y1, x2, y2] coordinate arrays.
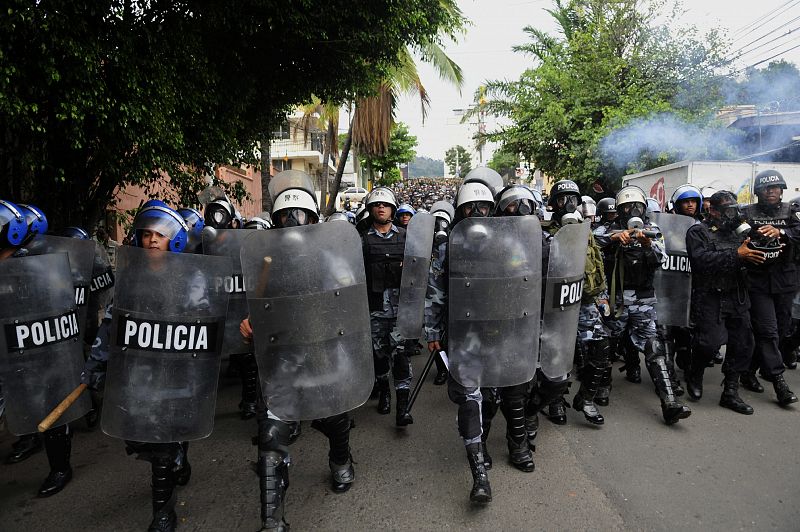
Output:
[[479, 0, 728, 191], [367, 122, 418, 187], [445, 145, 472, 178], [0, 0, 464, 227]]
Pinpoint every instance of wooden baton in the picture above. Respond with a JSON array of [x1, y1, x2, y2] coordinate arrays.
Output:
[[38, 383, 88, 432]]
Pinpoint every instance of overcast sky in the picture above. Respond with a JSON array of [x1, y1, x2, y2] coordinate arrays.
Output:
[[394, 0, 800, 161]]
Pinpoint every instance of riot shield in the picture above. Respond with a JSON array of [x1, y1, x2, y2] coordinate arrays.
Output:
[[448, 216, 542, 388], [26, 235, 95, 337], [793, 292, 800, 320], [241, 222, 373, 421], [101, 247, 231, 443], [0, 254, 91, 435], [540, 223, 590, 380], [651, 213, 694, 327], [203, 229, 251, 356], [88, 242, 115, 327], [397, 212, 435, 339]]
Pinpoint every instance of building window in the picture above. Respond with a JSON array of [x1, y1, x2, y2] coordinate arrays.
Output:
[[274, 159, 292, 172], [273, 121, 291, 140]]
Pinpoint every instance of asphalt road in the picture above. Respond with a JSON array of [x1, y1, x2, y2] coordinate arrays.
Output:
[[2, 356, 799, 531]]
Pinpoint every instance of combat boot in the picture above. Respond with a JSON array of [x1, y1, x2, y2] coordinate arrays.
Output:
[[685, 350, 710, 402], [594, 366, 612, 406], [376, 378, 391, 415], [719, 374, 754, 415], [148, 455, 177, 532], [465, 443, 492, 503], [174, 442, 191, 486], [5, 433, 42, 464], [539, 378, 569, 425], [501, 401, 535, 472], [395, 388, 413, 426], [37, 426, 72, 497], [572, 364, 605, 425], [740, 371, 764, 393], [773, 374, 798, 406], [646, 356, 691, 425], [780, 337, 798, 370], [239, 353, 259, 420]]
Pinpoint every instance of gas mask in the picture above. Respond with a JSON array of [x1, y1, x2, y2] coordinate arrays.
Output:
[[434, 217, 450, 246], [618, 202, 645, 225], [282, 208, 311, 228], [719, 204, 751, 236], [464, 202, 491, 218]]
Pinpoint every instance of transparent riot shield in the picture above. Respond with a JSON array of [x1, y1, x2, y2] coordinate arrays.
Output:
[[241, 222, 373, 421], [87, 242, 115, 332], [101, 247, 231, 443], [448, 216, 542, 388], [0, 254, 90, 435], [651, 213, 694, 327], [540, 222, 590, 380], [26, 235, 96, 337], [397, 212, 435, 339], [203, 229, 252, 356]]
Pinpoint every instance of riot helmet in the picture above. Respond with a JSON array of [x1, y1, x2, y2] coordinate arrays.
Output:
[[496, 185, 537, 217], [204, 197, 238, 229], [597, 197, 616, 216], [326, 212, 350, 223], [581, 196, 597, 220], [270, 170, 320, 228], [243, 216, 272, 230], [615, 185, 648, 226], [754, 169, 786, 205], [430, 200, 455, 244], [548, 180, 582, 224], [709, 191, 748, 232], [670, 184, 703, 216], [61, 226, 90, 239], [463, 167, 505, 196], [178, 208, 205, 237], [365, 187, 399, 221], [455, 181, 495, 220], [0, 200, 28, 249], [132, 201, 189, 253], [355, 204, 370, 233], [645, 197, 661, 221], [395, 203, 416, 227], [17, 203, 48, 241]]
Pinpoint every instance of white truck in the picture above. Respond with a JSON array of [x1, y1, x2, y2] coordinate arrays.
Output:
[[621, 160, 800, 208]]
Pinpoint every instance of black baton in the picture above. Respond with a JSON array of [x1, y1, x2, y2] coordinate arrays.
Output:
[[404, 349, 442, 416]]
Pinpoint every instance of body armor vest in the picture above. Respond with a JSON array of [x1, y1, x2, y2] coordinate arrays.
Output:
[[363, 227, 406, 311], [607, 220, 658, 292], [695, 220, 747, 292], [745, 202, 792, 267]]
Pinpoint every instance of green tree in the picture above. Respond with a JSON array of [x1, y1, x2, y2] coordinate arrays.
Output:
[[477, 0, 727, 191], [445, 145, 472, 178], [365, 122, 418, 186], [488, 148, 519, 180], [0, 0, 464, 227]]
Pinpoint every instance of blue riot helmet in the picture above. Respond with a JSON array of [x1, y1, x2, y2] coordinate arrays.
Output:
[[61, 226, 90, 239], [178, 208, 205, 238], [17, 203, 48, 241], [395, 203, 416, 228], [132, 203, 189, 253], [0, 200, 28, 248], [670, 184, 703, 216], [344, 211, 356, 225]]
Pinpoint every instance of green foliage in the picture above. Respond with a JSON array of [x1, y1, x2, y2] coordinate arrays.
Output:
[[487, 148, 518, 179], [480, 0, 728, 191], [0, 0, 461, 228], [408, 156, 444, 177], [365, 122, 418, 186], [444, 145, 472, 178]]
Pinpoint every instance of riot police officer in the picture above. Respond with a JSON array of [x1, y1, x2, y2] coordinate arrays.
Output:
[[596, 197, 617, 227], [685, 191, 761, 414], [361, 187, 414, 426], [395, 203, 416, 228], [428, 200, 455, 385], [739, 170, 799, 406], [595, 186, 691, 425]]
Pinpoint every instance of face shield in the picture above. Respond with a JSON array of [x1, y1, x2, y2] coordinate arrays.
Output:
[[134, 206, 188, 241], [463, 201, 492, 218]]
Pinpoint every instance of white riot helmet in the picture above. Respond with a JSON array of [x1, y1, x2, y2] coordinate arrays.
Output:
[[615, 185, 648, 225], [496, 185, 537, 216], [463, 167, 505, 196], [455, 181, 495, 220], [701, 186, 717, 199], [364, 187, 398, 216], [269, 170, 320, 227]]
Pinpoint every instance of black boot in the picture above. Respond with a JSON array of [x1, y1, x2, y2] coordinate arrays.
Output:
[[539, 378, 569, 425], [740, 371, 764, 393], [5, 433, 43, 464], [465, 443, 492, 503], [314, 413, 354, 493], [258, 451, 289, 531], [663, 343, 684, 397], [239, 353, 259, 420], [685, 351, 709, 402], [780, 337, 798, 370], [433, 352, 448, 385], [174, 442, 191, 486], [148, 456, 177, 532], [594, 366, 612, 406], [773, 374, 798, 406], [501, 401, 535, 472], [376, 379, 391, 415], [395, 388, 413, 426], [523, 395, 538, 451], [646, 355, 691, 425], [719, 374, 754, 415], [573, 364, 605, 425], [620, 337, 641, 383], [480, 391, 498, 470], [84, 392, 101, 429], [37, 426, 73, 497]]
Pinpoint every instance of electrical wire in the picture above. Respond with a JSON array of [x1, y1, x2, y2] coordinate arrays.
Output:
[[730, 0, 800, 42]]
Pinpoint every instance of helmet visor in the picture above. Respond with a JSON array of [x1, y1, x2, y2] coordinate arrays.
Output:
[[134, 206, 186, 240]]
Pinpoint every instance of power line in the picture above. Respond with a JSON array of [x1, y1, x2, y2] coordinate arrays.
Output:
[[733, 40, 800, 74], [726, 12, 800, 60], [730, 0, 800, 42], [740, 34, 800, 63]]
